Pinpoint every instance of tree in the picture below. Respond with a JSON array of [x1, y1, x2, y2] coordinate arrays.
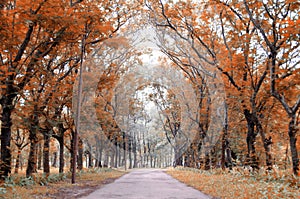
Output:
[[241, 0, 300, 175], [147, 0, 284, 171], [148, 83, 184, 166], [0, 0, 139, 179]]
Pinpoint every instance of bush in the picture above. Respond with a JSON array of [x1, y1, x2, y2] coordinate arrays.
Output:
[[3, 173, 67, 187]]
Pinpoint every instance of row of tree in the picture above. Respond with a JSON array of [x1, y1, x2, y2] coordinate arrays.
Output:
[[0, 0, 299, 181], [0, 0, 142, 179], [146, 0, 299, 175]]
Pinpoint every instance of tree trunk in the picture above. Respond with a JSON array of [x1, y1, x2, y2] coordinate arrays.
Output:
[[288, 115, 299, 175], [256, 120, 273, 170], [138, 136, 143, 167], [118, 142, 122, 167], [183, 152, 189, 167], [221, 102, 231, 170], [98, 144, 103, 167], [95, 158, 98, 168], [26, 108, 39, 177], [244, 109, 259, 170], [204, 153, 210, 170], [14, 148, 21, 174], [0, 98, 13, 179], [88, 151, 93, 168], [226, 147, 233, 169], [26, 135, 38, 177], [221, 136, 226, 170], [37, 142, 43, 170], [129, 139, 132, 169], [85, 153, 88, 168], [58, 137, 64, 173], [52, 123, 66, 173], [284, 144, 289, 170], [20, 153, 24, 171], [52, 152, 57, 167], [43, 132, 50, 175], [33, 142, 38, 172], [123, 134, 127, 170], [110, 149, 115, 168], [78, 138, 83, 170], [115, 144, 119, 168], [104, 151, 109, 167], [133, 141, 137, 168], [173, 148, 183, 167], [70, 131, 74, 172], [95, 135, 103, 167]]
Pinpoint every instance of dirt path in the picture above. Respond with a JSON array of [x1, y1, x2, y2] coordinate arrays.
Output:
[[80, 169, 213, 199]]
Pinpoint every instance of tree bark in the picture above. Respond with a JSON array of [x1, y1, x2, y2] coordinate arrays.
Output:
[[118, 144, 122, 167], [129, 141, 132, 169], [288, 115, 299, 175], [221, 102, 230, 170], [43, 132, 50, 175], [78, 138, 83, 170], [226, 147, 233, 169], [37, 142, 42, 170], [26, 107, 39, 177], [0, 96, 14, 179], [98, 142, 103, 167], [133, 141, 137, 168], [95, 135, 103, 167], [14, 148, 21, 174], [204, 153, 210, 170], [174, 148, 183, 167], [104, 151, 109, 167], [244, 109, 259, 170], [70, 129, 74, 172], [88, 151, 92, 168], [98, 149, 103, 167], [58, 137, 64, 173], [115, 144, 119, 168], [26, 135, 38, 177], [52, 152, 57, 167], [256, 120, 273, 170], [110, 148, 115, 168]]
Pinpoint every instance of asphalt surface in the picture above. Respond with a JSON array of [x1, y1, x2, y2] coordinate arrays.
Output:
[[80, 169, 212, 199]]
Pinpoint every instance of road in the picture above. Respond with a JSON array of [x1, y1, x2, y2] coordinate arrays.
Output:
[[80, 169, 213, 199]]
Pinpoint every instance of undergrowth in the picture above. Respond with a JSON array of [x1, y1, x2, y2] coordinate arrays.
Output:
[[0, 167, 123, 199], [167, 167, 299, 199]]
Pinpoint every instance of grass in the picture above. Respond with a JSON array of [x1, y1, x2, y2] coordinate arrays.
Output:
[[0, 167, 126, 199], [166, 167, 300, 199]]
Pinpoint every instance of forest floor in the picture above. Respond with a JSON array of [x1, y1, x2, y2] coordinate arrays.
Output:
[[167, 167, 300, 199], [0, 168, 126, 199]]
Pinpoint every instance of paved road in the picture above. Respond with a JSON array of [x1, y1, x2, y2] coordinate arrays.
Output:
[[80, 169, 212, 199]]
